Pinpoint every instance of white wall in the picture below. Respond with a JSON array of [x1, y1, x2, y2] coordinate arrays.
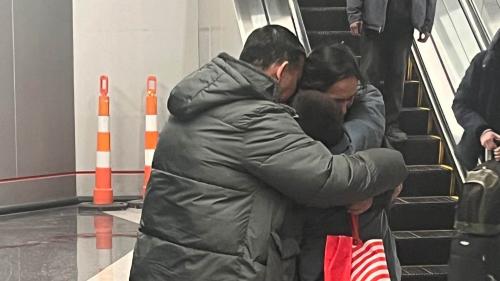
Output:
[[198, 0, 244, 65], [73, 0, 199, 196]]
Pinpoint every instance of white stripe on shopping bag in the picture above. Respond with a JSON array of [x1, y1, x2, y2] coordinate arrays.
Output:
[[353, 240, 384, 258], [351, 261, 389, 281], [352, 245, 386, 269], [352, 241, 375, 258], [351, 251, 388, 278], [365, 273, 391, 281]]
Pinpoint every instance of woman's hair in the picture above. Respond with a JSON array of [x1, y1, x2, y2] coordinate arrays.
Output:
[[300, 44, 365, 92], [292, 90, 344, 148]]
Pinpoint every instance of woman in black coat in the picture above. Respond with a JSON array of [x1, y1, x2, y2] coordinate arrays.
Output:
[[453, 29, 500, 170]]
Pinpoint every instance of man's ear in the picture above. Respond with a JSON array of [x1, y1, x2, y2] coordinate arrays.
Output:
[[275, 61, 289, 81]]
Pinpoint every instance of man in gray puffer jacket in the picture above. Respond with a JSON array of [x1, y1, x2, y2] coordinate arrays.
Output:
[[129, 25, 408, 281]]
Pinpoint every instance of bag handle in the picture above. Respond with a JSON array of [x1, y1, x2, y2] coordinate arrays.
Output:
[[350, 214, 362, 245]]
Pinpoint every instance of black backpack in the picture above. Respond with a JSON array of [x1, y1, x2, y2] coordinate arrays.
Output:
[[455, 160, 500, 235], [449, 160, 500, 281]]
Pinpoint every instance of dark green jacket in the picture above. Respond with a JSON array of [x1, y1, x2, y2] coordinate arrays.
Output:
[[129, 53, 408, 281]]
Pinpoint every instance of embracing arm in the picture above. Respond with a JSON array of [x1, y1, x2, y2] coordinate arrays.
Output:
[[241, 107, 408, 208]]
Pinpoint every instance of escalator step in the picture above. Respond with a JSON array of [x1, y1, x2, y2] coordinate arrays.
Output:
[[395, 230, 453, 266], [301, 7, 348, 31], [390, 196, 456, 231], [402, 265, 448, 281], [298, 0, 346, 7], [402, 165, 452, 197], [400, 107, 430, 135], [392, 135, 441, 165], [307, 31, 360, 55], [377, 80, 421, 108]]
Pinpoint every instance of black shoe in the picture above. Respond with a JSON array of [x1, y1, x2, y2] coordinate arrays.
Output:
[[386, 126, 408, 143]]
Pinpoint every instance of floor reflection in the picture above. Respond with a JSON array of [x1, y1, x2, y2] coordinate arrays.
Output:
[[0, 206, 138, 281]]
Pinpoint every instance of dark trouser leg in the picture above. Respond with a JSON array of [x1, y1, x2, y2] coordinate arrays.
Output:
[[360, 30, 384, 90], [382, 32, 413, 128]]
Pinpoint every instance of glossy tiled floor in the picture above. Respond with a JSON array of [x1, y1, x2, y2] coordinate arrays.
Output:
[[0, 206, 141, 281]]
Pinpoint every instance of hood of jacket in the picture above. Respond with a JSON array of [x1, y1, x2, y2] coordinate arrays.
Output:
[[167, 53, 280, 120], [483, 29, 500, 68]]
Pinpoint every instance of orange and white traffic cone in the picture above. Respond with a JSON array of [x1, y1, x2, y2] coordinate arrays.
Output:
[[143, 76, 158, 195], [129, 76, 159, 209], [80, 75, 127, 211]]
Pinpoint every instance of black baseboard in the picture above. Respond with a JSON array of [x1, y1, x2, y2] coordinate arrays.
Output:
[[0, 195, 141, 215], [0, 197, 80, 216], [78, 195, 141, 202]]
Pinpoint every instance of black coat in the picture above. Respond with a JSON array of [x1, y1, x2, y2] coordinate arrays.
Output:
[[129, 53, 408, 281], [452, 30, 500, 170]]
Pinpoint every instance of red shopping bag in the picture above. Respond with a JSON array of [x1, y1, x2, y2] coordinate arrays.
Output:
[[324, 214, 391, 281]]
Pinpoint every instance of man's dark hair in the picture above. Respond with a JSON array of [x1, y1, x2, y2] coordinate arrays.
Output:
[[301, 44, 365, 92], [240, 25, 306, 70], [292, 90, 344, 148]]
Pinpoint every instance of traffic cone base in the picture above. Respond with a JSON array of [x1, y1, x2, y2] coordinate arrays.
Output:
[[93, 188, 114, 205], [127, 199, 144, 209], [79, 201, 128, 211]]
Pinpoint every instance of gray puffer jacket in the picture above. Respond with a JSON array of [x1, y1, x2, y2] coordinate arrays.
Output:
[[347, 0, 437, 33], [129, 53, 408, 281]]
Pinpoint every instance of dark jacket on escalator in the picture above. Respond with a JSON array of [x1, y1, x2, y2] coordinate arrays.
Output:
[[453, 29, 500, 170], [128, 53, 408, 281], [347, 0, 437, 33]]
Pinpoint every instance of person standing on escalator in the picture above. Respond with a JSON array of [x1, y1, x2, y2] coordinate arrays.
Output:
[[453, 29, 500, 170], [347, 0, 437, 143]]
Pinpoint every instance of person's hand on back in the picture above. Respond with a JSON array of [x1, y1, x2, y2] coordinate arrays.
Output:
[[391, 184, 403, 202], [350, 21, 363, 36], [348, 197, 373, 215], [348, 182, 403, 215]]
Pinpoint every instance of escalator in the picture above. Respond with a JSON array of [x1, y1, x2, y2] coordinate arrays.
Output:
[[298, 1, 456, 280]]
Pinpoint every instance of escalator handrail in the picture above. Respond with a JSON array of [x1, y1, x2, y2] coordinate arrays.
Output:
[[412, 41, 467, 183], [458, 0, 490, 50], [288, 0, 312, 54]]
